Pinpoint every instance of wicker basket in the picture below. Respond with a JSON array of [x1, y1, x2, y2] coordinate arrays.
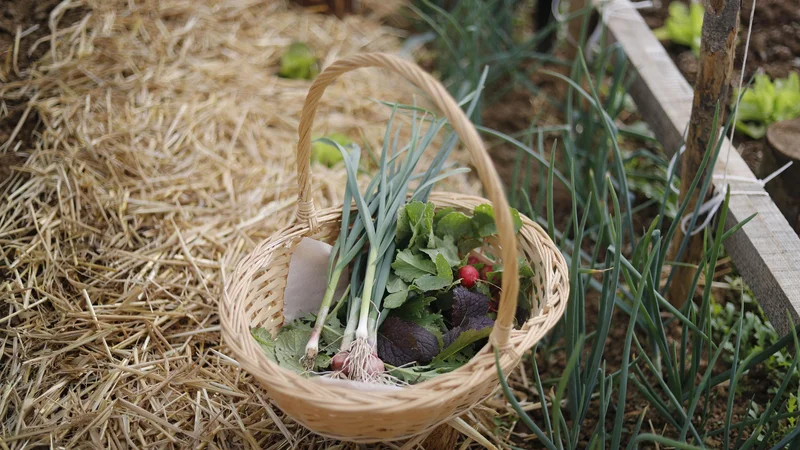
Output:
[[220, 53, 569, 443]]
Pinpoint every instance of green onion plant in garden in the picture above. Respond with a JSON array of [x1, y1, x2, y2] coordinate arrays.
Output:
[[409, 0, 573, 122], [415, 2, 800, 446]]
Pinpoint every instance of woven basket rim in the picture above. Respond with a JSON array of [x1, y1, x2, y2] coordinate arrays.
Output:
[[220, 191, 569, 403]]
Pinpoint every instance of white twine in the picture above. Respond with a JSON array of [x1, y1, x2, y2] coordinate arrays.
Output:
[[667, 145, 793, 236]]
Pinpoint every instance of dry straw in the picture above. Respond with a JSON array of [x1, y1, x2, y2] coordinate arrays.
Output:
[[221, 52, 569, 443], [0, 0, 502, 447]]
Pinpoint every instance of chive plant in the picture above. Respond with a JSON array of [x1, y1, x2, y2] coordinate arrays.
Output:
[[409, 0, 580, 122], [492, 33, 799, 450], [495, 138, 800, 447], [410, 3, 800, 444], [304, 72, 486, 381]]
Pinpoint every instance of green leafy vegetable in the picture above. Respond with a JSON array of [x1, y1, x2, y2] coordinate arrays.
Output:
[[404, 252, 454, 295], [274, 325, 313, 373], [377, 316, 440, 366], [774, 73, 800, 121], [392, 295, 437, 323], [311, 134, 352, 167], [252, 327, 277, 362], [413, 274, 452, 292], [386, 346, 474, 383], [383, 290, 409, 309], [435, 211, 475, 242], [252, 315, 341, 373], [472, 204, 523, 237], [386, 363, 449, 383], [391, 249, 437, 282], [396, 201, 436, 249], [434, 254, 453, 281], [733, 72, 800, 139], [278, 42, 319, 80], [420, 236, 460, 268], [653, 2, 704, 55], [380, 201, 531, 375], [433, 207, 455, 225], [383, 275, 410, 309], [320, 315, 344, 350]]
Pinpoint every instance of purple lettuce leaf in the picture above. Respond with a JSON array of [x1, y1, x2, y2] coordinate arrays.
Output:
[[451, 286, 490, 327], [377, 316, 440, 366], [442, 315, 495, 349]]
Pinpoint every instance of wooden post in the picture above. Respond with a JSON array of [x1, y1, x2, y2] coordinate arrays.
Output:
[[564, 0, 591, 89], [668, 0, 741, 307]]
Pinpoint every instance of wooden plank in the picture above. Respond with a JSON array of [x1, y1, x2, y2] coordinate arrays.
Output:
[[597, 0, 800, 335]]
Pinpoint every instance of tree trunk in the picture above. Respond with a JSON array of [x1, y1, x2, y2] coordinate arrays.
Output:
[[668, 0, 741, 307]]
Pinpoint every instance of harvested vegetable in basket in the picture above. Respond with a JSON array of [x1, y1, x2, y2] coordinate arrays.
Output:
[[251, 72, 534, 384], [252, 200, 534, 383]]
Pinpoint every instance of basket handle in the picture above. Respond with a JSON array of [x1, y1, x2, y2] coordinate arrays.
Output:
[[295, 52, 519, 348]]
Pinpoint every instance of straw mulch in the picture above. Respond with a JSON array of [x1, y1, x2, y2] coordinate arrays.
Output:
[[0, 0, 515, 448]]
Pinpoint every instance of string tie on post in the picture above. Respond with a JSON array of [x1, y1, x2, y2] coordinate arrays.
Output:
[[667, 146, 793, 236]]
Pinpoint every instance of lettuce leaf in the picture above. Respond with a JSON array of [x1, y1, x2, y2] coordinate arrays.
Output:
[[278, 42, 319, 80], [653, 2, 704, 55], [377, 316, 440, 366], [733, 72, 800, 139]]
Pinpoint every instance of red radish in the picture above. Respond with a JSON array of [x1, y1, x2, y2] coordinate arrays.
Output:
[[467, 255, 479, 265], [480, 264, 493, 280], [458, 265, 480, 288]]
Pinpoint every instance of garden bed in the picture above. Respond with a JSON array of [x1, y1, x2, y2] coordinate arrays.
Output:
[[3, 0, 800, 447]]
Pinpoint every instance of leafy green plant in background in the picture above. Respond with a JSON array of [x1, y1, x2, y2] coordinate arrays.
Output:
[[409, 0, 572, 122], [278, 41, 319, 80], [711, 276, 799, 397], [494, 103, 800, 447], [624, 148, 680, 219], [733, 72, 800, 139], [653, 1, 704, 55], [476, 23, 797, 450], [310, 133, 352, 167]]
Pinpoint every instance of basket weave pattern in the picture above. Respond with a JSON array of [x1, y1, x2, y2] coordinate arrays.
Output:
[[220, 53, 569, 442]]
